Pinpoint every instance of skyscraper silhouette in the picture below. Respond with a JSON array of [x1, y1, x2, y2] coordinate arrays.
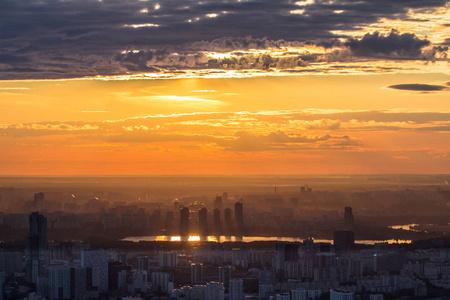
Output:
[[344, 207, 354, 231], [214, 196, 223, 210], [191, 263, 204, 284], [224, 208, 232, 235], [234, 202, 244, 234], [198, 208, 208, 237], [219, 266, 232, 288], [33, 192, 44, 211], [26, 212, 47, 283], [164, 211, 174, 234], [213, 208, 222, 235], [180, 207, 190, 237]]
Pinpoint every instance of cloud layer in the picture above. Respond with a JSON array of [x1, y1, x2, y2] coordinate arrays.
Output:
[[388, 83, 449, 91], [1, 107, 449, 174], [0, 0, 449, 79]]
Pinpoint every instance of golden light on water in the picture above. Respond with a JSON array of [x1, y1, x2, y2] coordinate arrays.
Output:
[[188, 236, 201, 242], [124, 236, 412, 244]]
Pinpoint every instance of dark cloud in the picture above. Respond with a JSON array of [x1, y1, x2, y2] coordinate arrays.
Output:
[[388, 83, 447, 91], [0, 0, 448, 79], [0, 53, 29, 64], [345, 30, 430, 57]]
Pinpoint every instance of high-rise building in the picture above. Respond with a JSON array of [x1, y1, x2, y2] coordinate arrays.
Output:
[[0, 252, 22, 276], [291, 289, 308, 300], [333, 231, 355, 249], [232, 245, 248, 268], [28, 211, 47, 240], [187, 285, 207, 300], [275, 243, 298, 273], [131, 269, 148, 293], [198, 208, 208, 237], [229, 278, 243, 300], [334, 207, 355, 249], [159, 251, 177, 268], [234, 202, 244, 231], [224, 208, 232, 234], [259, 284, 274, 299], [344, 207, 354, 231], [285, 261, 299, 279], [138, 256, 149, 272], [180, 207, 190, 237], [218, 266, 232, 288], [222, 192, 228, 205], [33, 192, 44, 211], [0, 271, 5, 300], [47, 264, 72, 300], [214, 196, 223, 210], [276, 294, 290, 300], [206, 282, 224, 300], [213, 209, 222, 235], [308, 290, 321, 299], [47, 264, 97, 300], [26, 212, 47, 283], [330, 290, 355, 300], [118, 253, 127, 265], [164, 211, 174, 234], [152, 272, 171, 293], [152, 210, 162, 229], [81, 249, 109, 293], [191, 263, 204, 285], [259, 267, 275, 284]]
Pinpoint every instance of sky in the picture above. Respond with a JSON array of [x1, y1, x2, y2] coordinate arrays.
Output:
[[0, 0, 449, 175]]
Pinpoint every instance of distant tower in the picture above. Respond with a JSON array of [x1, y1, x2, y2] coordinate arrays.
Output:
[[26, 212, 47, 283], [222, 192, 228, 205], [344, 207, 354, 231], [229, 278, 243, 300], [152, 209, 161, 229], [330, 290, 355, 300], [333, 207, 355, 249], [33, 192, 44, 211], [291, 289, 308, 300], [159, 251, 177, 268], [198, 208, 208, 237], [81, 249, 109, 293], [214, 196, 223, 210], [164, 211, 174, 234], [191, 263, 204, 284], [138, 256, 150, 273], [276, 294, 290, 300], [180, 207, 190, 237], [275, 243, 298, 274], [206, 282, 225, 300], [213, 209, 222, 235], [224, 208, 233, 234], [234, 202, 244, 232], [219, 266, 232, 288]]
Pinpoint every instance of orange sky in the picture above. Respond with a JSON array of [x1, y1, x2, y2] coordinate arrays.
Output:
[[1, 73, 449, 175]]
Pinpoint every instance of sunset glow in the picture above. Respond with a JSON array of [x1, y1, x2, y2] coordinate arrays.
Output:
[[0, 0, 449, 175]]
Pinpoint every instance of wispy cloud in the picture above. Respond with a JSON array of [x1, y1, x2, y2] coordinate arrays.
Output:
[[153, 95, 221, 103]]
